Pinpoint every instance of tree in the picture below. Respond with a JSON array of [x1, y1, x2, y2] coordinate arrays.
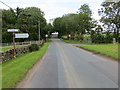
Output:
[[77, 4, 92, 17], [53, 17, 63, 38], [53, 4, 95, 40], [44, 23, 54, 37], [98, 1, 120, 41], [17, 7, 46, 41], [52, 4, 98, 41], [95, 25, 103, 33], [62, 14, 78, 39], [16, 7, 23, 19], [77, 4, 93, 36], [2, 7, 47, 43], [2, 9, 17, 43]]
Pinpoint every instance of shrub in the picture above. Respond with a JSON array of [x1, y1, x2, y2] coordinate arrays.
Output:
[[75, 35, 83, 41], [29, 44, 39, 52], [104, 33, 113, 43], [90, 30, 114, 43]]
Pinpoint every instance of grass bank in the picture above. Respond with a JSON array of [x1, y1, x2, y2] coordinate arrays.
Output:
[[79, 44, 119, 60], [61, 38, 89, 44], [2, 41, 50, 88]]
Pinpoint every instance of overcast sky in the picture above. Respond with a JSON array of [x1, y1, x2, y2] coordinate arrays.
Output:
[[0, 0, 105, 23]]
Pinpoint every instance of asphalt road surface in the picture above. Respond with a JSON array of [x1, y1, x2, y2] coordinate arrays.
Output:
[[20, 39, 118, 88]]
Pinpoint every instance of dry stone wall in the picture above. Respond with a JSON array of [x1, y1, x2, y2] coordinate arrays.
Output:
[[0, 40, 45, 63]]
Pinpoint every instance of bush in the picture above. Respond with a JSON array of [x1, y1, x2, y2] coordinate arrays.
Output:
[[90, 30, 114, 43], [104, 33, 113, 43], [29, 44, 39, 52], [75, 35, 83, 41]]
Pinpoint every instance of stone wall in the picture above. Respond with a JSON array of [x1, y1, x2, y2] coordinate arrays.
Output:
[[0, 46, 29, 62], [0, 40, 45, 63]]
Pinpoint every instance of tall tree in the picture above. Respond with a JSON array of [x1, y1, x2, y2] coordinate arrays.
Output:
[[77, 4, 93, 34], [2, 9, 17, 43], [16, 7, 23, 19], [53, 17, 63, 38], [77, 4, 92, 17], [44, 23, 54, 36], [17, 7, 46, 41], [53, 4, 95, 39], [2, 7, 47, 43], [98, 1, 120, 41]]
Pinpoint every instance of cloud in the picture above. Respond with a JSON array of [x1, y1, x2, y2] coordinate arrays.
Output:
[[38, 3, 75, 22], [0, 0, 105, 22]]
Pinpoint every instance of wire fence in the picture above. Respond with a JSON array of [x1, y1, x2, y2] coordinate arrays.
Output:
[[0, 40, 43, 47]]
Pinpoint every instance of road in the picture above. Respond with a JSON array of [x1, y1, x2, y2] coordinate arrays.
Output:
[[19, 39, 118, 88]]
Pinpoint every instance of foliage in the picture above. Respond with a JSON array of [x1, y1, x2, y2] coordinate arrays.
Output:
[[2, 9, 16, 43], [29, 44, 39, 52], [77, 4, 92, 17], [53, 17, 64, 38], [44, 23, 54, 37], [98, 1, 120, 42], [2, 7, 47, 43], [17, 7, 46, 41], [53, 4, 96, 39], [90, 30, 113, 43]]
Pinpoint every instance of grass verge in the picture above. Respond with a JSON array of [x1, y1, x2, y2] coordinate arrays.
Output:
[[0, 64, 2, 90], [78, 44, 119, 60], [2, 41, 50, 88], [61, 38, 88, 44]]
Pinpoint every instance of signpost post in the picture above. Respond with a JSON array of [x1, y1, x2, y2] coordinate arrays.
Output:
[[45, 34, 48, 42], [68, 34, 71, 40], [7, 29, 19, 58]]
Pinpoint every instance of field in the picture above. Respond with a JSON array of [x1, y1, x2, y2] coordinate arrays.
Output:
[[79, 44, 119, 60], [2, 41, 50, 88]]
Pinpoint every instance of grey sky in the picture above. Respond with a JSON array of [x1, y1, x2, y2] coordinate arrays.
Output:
[[0, 0, 105, 23]]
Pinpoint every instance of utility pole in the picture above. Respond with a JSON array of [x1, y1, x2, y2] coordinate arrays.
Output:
[[38, 21, 40, 41]]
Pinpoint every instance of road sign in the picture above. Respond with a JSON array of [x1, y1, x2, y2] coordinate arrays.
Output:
[[7, 29, 19, 32], [15, 33, 29, 38]]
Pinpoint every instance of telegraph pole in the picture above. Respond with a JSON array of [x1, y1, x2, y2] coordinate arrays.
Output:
[[38, 21, 40, 41]]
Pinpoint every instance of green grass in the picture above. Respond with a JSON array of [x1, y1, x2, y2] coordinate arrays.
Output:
[[0, 44, 30, 51], [79, 44, 119, 60], [2, 41, 50, 88], [61, 38, 89, 44], [0, 64, 2, 90]]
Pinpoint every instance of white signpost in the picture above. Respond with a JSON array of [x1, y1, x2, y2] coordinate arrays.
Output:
[[15, 33, 29, 38], [7, 29, 19, 32], [7, 29, 29, 58]]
